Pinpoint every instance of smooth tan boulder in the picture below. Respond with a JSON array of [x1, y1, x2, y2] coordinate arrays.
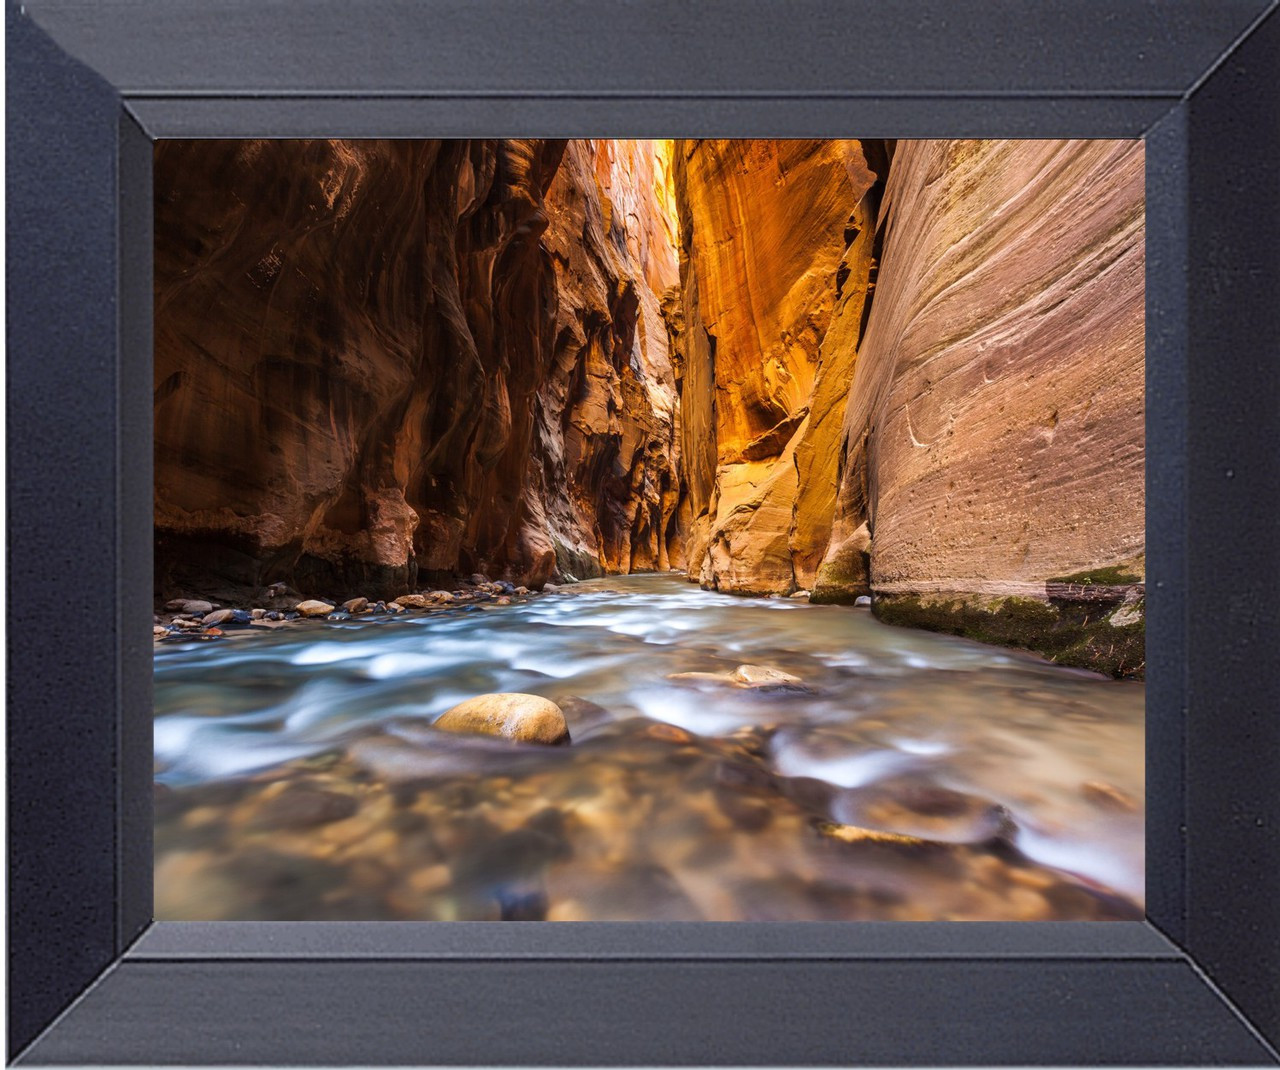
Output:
[[295, 600, 335, 618], [434, 694, 570, 745]]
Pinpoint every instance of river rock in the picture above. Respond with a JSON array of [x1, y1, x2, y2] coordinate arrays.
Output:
[[153, 625, 168, 639], [296, 600, 335, 618], [434, 694, 570, 745], [730, 665, 805, 689], [854, 595, 872, 607], [831, 779, 1012, 845], [173, 599, 215, 616], [250, 788, 359, 830], [341, 597, 369, 614], [1080, 780, 1138, 813], [667, 664, 809, 692]]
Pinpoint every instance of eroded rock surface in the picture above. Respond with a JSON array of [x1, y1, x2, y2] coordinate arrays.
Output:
[[154, 139, 681, 602], [811, 139, 1146, 674], [671, 139, 889, 594]]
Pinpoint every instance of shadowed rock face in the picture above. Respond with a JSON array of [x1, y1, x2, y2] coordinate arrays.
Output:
[[154, 139, 680, 600]]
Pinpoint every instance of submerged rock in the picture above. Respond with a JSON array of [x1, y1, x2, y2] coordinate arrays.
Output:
[[831, 778, 1013, 845], [434, 694, 570, 746], [1080, 780, 1138, 813], [668, 664, 809, 692], [250, 788, 359, 830]]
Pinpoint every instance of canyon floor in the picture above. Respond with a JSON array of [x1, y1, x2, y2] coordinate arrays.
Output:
[[154, 574, 1143, 922]]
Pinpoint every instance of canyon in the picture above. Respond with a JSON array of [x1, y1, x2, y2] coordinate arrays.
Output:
[[154, 137, 1145, 675]]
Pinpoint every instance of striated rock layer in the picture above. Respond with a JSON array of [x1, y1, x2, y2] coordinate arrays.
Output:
[[811, 139, 1146, 675], [153, 139, 681, 600], [669, 138, 1145, 675], [671, 139, 890, 594]]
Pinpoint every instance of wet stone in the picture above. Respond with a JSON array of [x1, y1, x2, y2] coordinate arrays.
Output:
[[831, 778, 1012, 845], [250, 788, 359, 830], [296, 600, 335, 618], [1080, 779, 1139, 813]]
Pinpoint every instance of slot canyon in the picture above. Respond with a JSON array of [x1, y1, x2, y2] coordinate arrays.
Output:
[[153, 138, 1149, 922], [156, 137, 1144, 677]]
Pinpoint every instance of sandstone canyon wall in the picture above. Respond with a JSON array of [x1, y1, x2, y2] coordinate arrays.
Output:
[[671, 139, 889, 594], [812, 139, 1146, 675], [672, 138, 1145, 675], [154, 139, 681, 601]]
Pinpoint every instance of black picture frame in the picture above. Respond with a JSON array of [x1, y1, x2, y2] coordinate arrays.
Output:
[[7, 0, 1279, 1063]]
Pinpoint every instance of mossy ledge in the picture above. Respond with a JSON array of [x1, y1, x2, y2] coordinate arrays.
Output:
[[872, 592, 1145, 680]]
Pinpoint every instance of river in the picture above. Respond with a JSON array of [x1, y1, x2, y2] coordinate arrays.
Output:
[[154, 573, 1144, 921]]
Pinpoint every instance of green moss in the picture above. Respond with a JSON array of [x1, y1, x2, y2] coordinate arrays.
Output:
[[809, 553, 871, 605], [873, 593, 1145, 680], [1047, 565, 1141, 586]]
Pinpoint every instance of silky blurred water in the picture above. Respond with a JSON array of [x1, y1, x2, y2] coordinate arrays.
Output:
[[154, 573, 1144, 919]]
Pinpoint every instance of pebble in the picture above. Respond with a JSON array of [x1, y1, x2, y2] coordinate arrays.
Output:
[[296, 600, 336, 618], [435, 694, 571, 746], [176, 599, 215, 616]]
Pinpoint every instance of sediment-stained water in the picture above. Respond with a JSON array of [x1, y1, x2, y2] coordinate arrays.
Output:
[[154, 574, 1144, 921]]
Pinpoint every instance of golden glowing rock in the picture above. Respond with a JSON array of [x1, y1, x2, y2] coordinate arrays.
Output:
[[673, 139, 885, 594], [434, 694, 570, 746], [153, 139, 683, 601]]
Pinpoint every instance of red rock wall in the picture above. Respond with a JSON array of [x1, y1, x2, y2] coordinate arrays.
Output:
[[815, 139, 1146, 602], [670, 139, 887, 593], [154, 139, 681, 600]]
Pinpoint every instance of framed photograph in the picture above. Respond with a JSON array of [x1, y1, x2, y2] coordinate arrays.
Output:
[[7, 0, 1278, 1064]]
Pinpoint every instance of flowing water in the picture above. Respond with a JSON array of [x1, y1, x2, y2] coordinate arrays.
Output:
[[154, 573, 1144, 921]]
